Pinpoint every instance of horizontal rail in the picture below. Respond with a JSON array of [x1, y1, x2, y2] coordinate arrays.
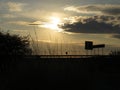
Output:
[[24, 55, 119, 58]]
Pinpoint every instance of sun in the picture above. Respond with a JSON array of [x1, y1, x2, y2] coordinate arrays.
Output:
[[40, 16, 63, 32]]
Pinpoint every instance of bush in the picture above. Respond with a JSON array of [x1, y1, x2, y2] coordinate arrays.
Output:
[[0, 32, 33, 72], [109, 50, 120, 56], [0, 32, 32, 56]]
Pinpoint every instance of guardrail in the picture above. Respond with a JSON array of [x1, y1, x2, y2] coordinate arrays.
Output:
[[24, 55, 118, 58]]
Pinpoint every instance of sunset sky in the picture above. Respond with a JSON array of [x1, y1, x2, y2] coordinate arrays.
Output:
[[0, 0, 120, 55]]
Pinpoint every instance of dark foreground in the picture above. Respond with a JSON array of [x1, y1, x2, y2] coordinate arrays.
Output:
[[0, 55, 120, 90]]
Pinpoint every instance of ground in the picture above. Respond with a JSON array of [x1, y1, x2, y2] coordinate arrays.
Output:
[[0, 56, 120, 89]]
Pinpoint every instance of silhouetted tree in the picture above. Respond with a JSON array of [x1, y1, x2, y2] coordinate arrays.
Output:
[[0, 32, 32, 56], [0, 32, 32, 72]]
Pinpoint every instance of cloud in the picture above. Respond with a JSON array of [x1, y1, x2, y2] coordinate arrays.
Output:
[[60, 16, 120, 34], [7, 2, 25, 12], [64, 6, 81, 13], [8, 21, 30, 26], [29, 21, 42, 25], [64, 4, 120, 16]]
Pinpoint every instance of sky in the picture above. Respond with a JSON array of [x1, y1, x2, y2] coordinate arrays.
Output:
[[0, 0, 120, 55]]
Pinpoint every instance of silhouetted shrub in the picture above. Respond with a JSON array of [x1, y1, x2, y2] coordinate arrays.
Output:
[[109, 50, 120, 56], [0, 32, 32, 56], [0, 32, 32, 72]]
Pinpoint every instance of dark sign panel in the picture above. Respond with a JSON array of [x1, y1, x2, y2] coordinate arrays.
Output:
[[93, 44, 105, 48], [85, 41, 93, 50]]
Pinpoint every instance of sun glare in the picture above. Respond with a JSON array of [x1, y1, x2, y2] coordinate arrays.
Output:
[[40, 16, 63, 32]]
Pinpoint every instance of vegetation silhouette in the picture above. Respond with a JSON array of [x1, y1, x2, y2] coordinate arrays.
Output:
[[0, 32, 32, 56], [0, 32, 32, 72], [109, 50, 120, 56]]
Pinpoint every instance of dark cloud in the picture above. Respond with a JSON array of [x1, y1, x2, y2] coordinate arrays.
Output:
[[103, 8, 120, 15], [60, 16, 120, 34]]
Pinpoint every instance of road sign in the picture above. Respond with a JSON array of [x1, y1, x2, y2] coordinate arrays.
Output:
[[85, 41, 93, 50]]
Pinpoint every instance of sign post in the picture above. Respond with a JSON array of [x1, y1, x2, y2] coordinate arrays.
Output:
[[85, 41, 105, 55]]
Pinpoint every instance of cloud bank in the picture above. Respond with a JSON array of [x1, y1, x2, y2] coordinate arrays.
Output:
[[60, 15, 120, 35], [64, 4, 120, 16], [63, 4, 120, 37]]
